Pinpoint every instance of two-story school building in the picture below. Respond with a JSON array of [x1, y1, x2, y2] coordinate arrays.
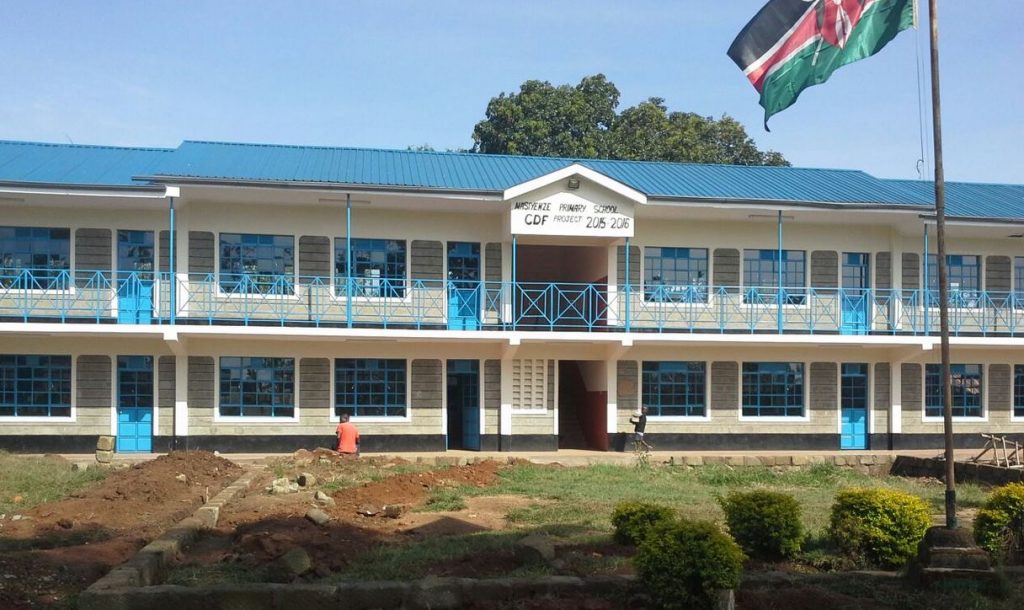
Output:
[[2, 139, 1024, 454]]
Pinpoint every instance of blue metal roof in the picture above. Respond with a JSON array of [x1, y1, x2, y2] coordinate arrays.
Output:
[[154, 141, 573, 192], [150, 140, 932, 206], [0, 138, 1022, 220], [0, 140, 173, 187], [882, 179, 1024, 221], [581, 159, 932, 205]]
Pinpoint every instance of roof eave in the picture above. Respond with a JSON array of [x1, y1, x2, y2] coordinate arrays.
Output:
[[0, 180, 167, 196], [646, 194, 934, 212], [919, 213, 1024, 226], [137, 175, 506, 199]]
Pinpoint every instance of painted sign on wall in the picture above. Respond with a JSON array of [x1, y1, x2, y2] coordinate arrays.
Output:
[[510, 192, 634, 237]]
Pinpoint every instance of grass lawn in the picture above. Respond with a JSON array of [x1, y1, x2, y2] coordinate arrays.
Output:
[[452, 462, 989, 532], [333, 462, 994, 585], [0, 452, 107, 515]]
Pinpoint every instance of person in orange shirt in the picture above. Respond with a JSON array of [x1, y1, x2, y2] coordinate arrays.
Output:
[[336, 413, 360, 456]]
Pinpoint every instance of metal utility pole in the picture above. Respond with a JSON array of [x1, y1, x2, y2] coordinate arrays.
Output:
[[927, 0, 956, 529]]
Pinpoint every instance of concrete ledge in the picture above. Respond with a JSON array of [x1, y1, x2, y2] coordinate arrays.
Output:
[[78, 575, 638, 610]]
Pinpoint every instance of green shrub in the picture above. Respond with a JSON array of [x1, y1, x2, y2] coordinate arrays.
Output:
[[974, 482, 1024, 562], [610, 501, 676, 545], [828, 487, 931, 568], [635, 519, 745, 610], [719, 490, 804, 559]]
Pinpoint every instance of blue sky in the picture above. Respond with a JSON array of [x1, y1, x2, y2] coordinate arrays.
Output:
[[1, 1, 1021, 183]]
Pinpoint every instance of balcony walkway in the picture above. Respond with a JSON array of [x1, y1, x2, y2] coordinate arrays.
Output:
[[3, 270, 1024, 337]]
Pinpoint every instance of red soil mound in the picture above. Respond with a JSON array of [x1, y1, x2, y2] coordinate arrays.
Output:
[[0, 451, 242, 609], [332, 460, 501, 511]]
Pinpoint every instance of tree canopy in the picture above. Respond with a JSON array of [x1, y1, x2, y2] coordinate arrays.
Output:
[[472, 74, 787, 166]]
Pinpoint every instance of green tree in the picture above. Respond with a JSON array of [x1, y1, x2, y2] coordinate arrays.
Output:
[[472, 74, 618, 158], [472, 75, 787, 166]]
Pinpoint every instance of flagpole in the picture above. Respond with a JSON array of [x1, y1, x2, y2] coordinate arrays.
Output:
[[927, 0, 956, 529]]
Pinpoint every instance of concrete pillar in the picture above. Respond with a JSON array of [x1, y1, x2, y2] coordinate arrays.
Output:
[[890, 230, 903, 331], [890, 360, 902, 435], [605, 359, 618, 435], [499, 358, 513, 450], [501, 241, 512, 324], [175, 212, 190, 318], [174, 354, 189, 438], [606, 245, 620, 326]]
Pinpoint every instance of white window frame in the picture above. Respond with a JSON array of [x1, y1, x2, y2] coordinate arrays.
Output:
[[0, 353, 76, 423], [737, 360, 812, 423], [638, 359, 712, 422], [213, 355, 301, 424]]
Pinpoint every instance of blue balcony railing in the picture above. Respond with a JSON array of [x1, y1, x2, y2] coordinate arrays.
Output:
[[2, 269, 1024, 336]]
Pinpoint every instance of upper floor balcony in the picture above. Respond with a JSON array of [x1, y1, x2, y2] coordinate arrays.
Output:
[[3, 269, 1024, 337]]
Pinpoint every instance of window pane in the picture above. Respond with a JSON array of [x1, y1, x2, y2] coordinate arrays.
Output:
[[925, 363, 983, 418], [743, 250, 805, 304], [335, 238, 407, 298], [0, 354, 72, 417], [641, 361, 706, 416], [1015, 365, 1024, 418], [219, 233, 295, 294], [0, 226, 71, 288], [334, 359, 407, 417], [643, 247, 708, 303], [219, 356, 295, 417], [927, 254, 981, 294], [742, 362, 804, 417]]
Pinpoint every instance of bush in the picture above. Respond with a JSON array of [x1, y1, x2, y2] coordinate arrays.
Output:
[[974, 482, 1024, 562], [635, 519, 745, 610], [610, 501, 676, 545], [828, 487, 931, 568], [719, 490, 804, 559]]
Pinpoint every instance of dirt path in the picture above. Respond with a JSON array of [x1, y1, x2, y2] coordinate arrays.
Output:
[[0, 451, 241, 609]]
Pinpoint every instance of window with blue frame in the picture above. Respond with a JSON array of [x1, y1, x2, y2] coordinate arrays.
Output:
[[927, 254, 981, 305], [219, 357, 295, 418], [743, 250, 806, 304], [334, 359, 407, 417], [0, 226, 70, 289], [117, 230, 155, 280], [742, 362, 804, 417], [925, 363, 983, 418], [1015, 365, 1024, 418], [642, 361, 706, 416], [335, 238, 407, 298], [0, 355, 72, 417], [841, 253, 871, 290], [644, 247, 708, 302], [219, 233, 294, 294]]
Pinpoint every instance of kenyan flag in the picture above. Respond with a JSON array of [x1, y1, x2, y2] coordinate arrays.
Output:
[[729, 0, 915, 125]]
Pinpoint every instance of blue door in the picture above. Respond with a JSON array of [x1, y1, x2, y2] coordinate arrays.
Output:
[[447, 242, 481, 330], [840, 252, 870, 335], [116, 355, 154, 453], [117, 230, 155, 324], [840, 363, 869, 450], [447, 360, 481, 450]]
